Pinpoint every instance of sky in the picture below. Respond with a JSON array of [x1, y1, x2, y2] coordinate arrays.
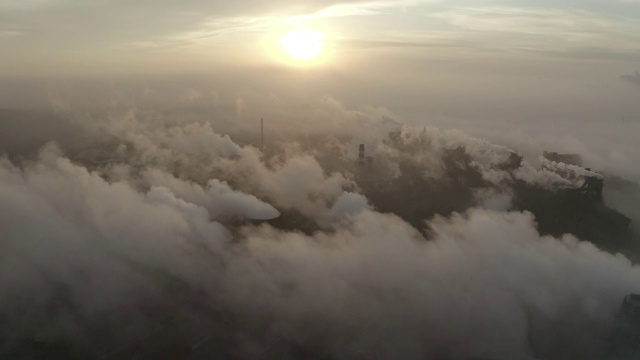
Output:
[[1, 0, 640, 176], [1, 0, 639, 70]]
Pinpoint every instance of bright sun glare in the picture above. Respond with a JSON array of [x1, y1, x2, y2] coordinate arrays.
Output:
[[279, 30, 325, 63]]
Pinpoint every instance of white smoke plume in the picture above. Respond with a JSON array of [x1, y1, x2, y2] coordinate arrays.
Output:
[[141, 168, 280, 220]]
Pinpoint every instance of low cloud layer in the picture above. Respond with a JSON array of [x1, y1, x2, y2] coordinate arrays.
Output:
[[1, 110, 640, 359]]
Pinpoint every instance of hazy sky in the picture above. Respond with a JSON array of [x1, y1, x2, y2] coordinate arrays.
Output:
[[2, 0, 640, 72], [1, 0, 640, 174], [2, 1, 639, 80]]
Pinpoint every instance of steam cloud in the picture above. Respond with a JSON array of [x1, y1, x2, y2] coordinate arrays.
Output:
[[1, 110, 639, 359]]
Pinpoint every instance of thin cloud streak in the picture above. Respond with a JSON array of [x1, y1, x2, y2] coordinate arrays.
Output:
[[432, 6, 640, 55], [298, 0, 440, 18]]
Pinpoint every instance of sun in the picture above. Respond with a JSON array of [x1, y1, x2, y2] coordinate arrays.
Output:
[[278, 30, 326, 63]]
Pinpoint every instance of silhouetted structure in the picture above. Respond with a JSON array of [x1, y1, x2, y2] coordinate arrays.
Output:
[[352, 136, 631, 252], [515, 153, 631, 253], [609, 294, 640, 357]]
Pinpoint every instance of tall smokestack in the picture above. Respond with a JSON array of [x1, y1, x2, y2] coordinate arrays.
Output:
[[358, 144, 365, 166], [261, 118, 264, 152]]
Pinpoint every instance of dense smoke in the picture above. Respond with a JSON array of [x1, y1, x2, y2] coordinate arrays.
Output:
[[1, 109, 639, 359]]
